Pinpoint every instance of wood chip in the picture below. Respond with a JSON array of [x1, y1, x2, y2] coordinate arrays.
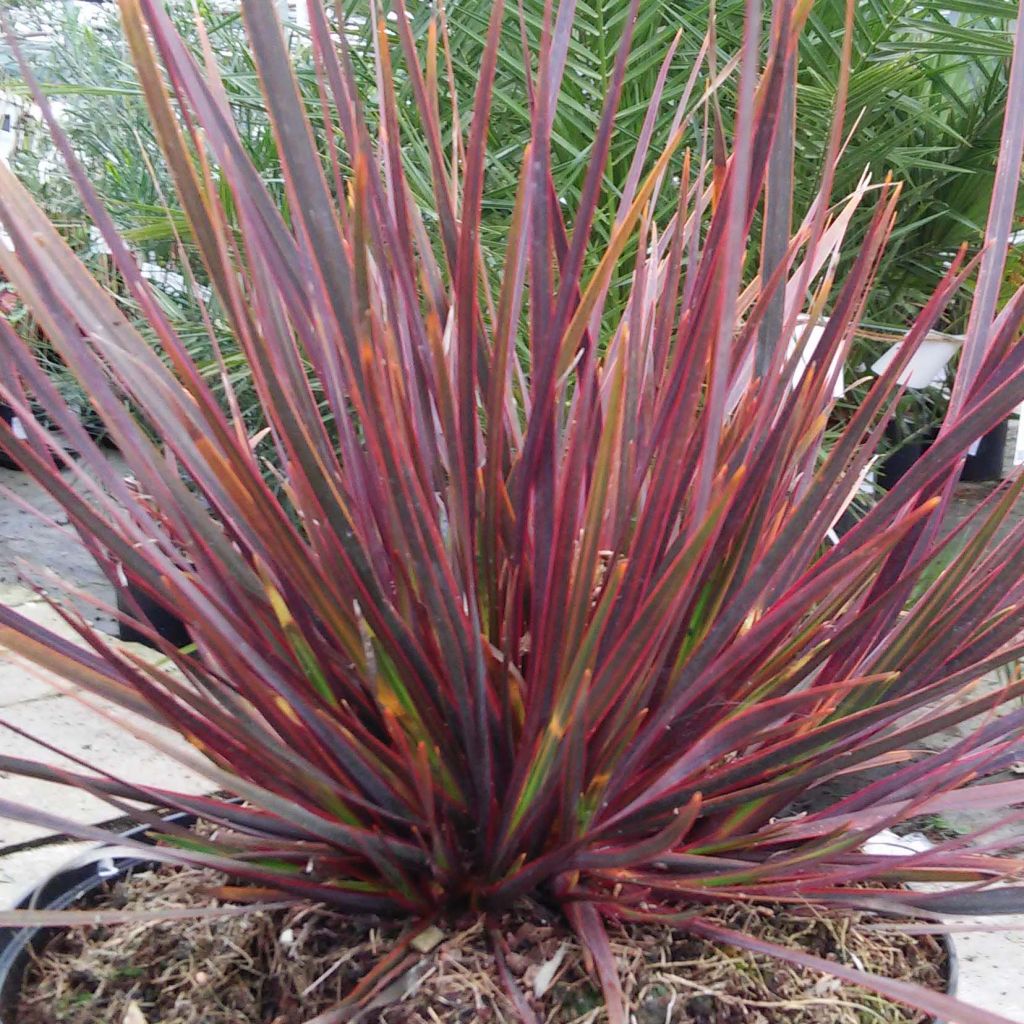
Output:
[[412, 925, 446, 953], [532, 941, 568, 998], [122, 1002, 149, 1024]]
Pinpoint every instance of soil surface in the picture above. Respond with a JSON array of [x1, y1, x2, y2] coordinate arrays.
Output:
[[11, 863, 947, 1024]]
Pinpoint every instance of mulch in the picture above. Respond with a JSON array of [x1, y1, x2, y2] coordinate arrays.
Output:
[[13, 864, 946, 1024]]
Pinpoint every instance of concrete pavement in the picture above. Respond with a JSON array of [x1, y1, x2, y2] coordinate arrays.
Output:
[[0, 583, 206, 904]]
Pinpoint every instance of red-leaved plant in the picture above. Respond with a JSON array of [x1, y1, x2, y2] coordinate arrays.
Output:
[[2, 0, 1024, 1020]]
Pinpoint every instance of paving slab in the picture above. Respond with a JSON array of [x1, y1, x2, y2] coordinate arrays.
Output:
[[2, 594, 90, 642], [955, 918, 1024, 1020], [0, 840, 93, 909], [0, 653, 60, 708], [0, 687, 207, 848], [0, 583, 42, 607], [0, 457, 124, 636], [0, 596, 113, 710], [0, 467, 206, 850]]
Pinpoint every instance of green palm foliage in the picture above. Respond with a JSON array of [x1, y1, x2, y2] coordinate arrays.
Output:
[[389, 0, 1016, 327], [4, 0, 1019, 329]]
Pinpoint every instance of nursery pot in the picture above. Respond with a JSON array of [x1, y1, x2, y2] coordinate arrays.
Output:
[[0, 403, 25, 472], [880, 420, 1010, 489], [879, 426, 934, 492], [0, 815, 193, 1023], [961, 419, 1009, 482], [115, 580, 191, 649], [0, 823, 960, 1023], [0, 403, 74, 472]]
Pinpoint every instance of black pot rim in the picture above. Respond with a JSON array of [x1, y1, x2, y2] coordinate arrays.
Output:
[[0, 814, 193, 1023], [0, 826, 960, 1023]]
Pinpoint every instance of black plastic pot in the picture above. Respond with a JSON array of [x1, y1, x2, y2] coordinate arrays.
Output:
[[0, 403, 74, 472], [116, 581, 191, 649], [829, 508, 860, 539], [878, 443, 924, 492], [0, 824, 959, 1022], [961, 419, 1009, 482], [0, 815, 193, 1023], [880, 420, 1010, 490], [879, 433, 933, 491]]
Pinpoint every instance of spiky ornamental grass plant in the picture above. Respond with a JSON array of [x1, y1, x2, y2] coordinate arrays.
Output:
[[3, 0, 1024, 1020]]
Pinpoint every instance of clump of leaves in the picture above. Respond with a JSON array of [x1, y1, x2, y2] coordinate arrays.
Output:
[[3, 1, 1024, 1022]]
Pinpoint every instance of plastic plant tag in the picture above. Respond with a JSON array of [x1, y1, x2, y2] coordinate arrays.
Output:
[[861, 829, 934, 856], [726, 316, 845, 413], [871, 335, 962, 388], [792, 322, 846, 399]]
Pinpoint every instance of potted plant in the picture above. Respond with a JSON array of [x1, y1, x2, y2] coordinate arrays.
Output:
[[880, 394, 1011, 487], [878, 385, 948, 490], [2, 1, 1024, 1021], [962, 418, 1012, 481], [0, 398, 73, 471], [112, 475, 191, 649], [870, 356, 1011, 488]]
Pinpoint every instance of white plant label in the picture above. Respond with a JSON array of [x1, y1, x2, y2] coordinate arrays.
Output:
[[870, 336, 961, 389]]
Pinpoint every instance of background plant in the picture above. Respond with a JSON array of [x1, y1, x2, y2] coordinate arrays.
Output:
[[3, 0, 1020, 408], [338, 0, 1021, 329], [419, 0, 1022, 451], [2, 2, 1024, 1023], [0, 0, 325, 438]]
